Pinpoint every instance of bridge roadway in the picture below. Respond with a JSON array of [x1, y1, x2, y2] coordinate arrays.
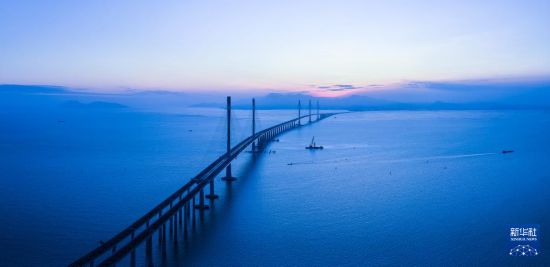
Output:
[[70, 113, 335, 267]]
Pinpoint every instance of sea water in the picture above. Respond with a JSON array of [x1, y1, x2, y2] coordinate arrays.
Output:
[[0, 108, 548, 266]]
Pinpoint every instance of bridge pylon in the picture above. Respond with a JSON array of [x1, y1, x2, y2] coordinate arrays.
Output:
[[251, 98, 257, 153], [222, 96, 237, 182], [308, 99, 312, 123], [298, 100, 301, 126], [317, 100, 320, 120]]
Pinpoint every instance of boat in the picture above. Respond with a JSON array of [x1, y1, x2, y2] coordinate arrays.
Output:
[[305, 136, 323, 150], [501, 150, 514, 154]]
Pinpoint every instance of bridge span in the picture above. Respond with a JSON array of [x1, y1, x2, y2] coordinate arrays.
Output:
[[70, 97, 335, 267]]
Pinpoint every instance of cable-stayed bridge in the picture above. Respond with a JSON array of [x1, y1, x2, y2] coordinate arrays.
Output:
[[70, 97, 335, 267]]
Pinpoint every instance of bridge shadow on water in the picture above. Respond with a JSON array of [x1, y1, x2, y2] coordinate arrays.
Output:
[[158, 150, 267, 266]]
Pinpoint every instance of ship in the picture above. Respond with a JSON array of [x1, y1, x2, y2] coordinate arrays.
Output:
[[305, 136, 323, 150]]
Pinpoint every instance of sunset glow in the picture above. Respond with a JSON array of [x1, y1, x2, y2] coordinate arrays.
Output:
[[1, 1, 549, 95]]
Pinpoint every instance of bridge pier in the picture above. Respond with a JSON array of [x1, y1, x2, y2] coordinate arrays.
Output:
[[161, 223, 167, 257], [184, 202, 189, 240], [192, 196, 196, 230], [317, 100, 320, 120], [145, 235, 153, 267], [169, 203, 173, 236], [173, 213, 178, 243], [299, 100, 304, 127], [195, 188, 210, 210], [309, 99, 312, 123], [157, 212, 162, 244], [130, 248, 135, 267], [179, 204, 183, 227], [205, 179, 219, 200], [222, 163, 236, 181]]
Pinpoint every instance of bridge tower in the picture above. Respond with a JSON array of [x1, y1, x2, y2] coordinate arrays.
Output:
[[308, 99, 312, 123], [222, 96, 237, 181], [251, 98, 256, 152], [317, 100, 320, 120], [298, 100, 301, 126]]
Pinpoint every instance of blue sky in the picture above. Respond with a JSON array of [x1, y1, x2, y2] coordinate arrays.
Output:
[[1, 0, 549, 95]]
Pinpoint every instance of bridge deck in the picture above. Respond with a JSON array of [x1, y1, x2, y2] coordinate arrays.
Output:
[[70, 113, 335, 267]]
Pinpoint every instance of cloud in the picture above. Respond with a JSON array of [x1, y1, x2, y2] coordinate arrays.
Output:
[[334, 84, 355, 89], [314, 84, 364, 91], [362, 77, 550, 105]]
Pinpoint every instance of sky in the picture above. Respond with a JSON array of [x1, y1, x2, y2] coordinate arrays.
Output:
[[1, 0, 549, 96]]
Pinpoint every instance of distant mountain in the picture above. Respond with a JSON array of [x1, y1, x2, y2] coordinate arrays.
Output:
[[3, 83, 549, 112], [195, 93, 396, 110], [60, 100, 127, 109], [0, 84, 67, 94], [225, 93, 477, 110], [194, 92, 547, 111], [0, 84, 128, 111]]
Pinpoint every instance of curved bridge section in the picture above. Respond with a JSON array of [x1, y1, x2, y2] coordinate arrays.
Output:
[[70, 99, 335, 267]]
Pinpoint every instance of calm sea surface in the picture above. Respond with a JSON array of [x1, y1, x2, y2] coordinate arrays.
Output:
[[0, 108, 549, 266]]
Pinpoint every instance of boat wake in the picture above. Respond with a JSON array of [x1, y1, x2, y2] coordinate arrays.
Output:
[[380, 152, 498, 163], [287, 152, 499, 166]]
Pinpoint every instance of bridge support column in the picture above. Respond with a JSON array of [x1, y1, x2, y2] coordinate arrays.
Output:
[[309, 99, 312, 123], [222, 96, 237, 181], [192, 196, 196, 230], [222, 164, 236, 180], [317, 100, 320, 120], [195, 188, 210, 210], [145, 235, 153, 267], [298, 100, 301, 126], [179, 206, 183, 227], [161, 223, 167, 257], [173, 214, 178, 243], [169, 204, 173, 236], [206, 179, 219, 200], [130, 248, 136, 267], [262, 136, 265, 148], [184, 202, 188, 240], [157, 212, 162, 244]]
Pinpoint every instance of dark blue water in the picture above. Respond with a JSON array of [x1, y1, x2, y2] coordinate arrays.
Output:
[[1, 109, 549, 266]]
